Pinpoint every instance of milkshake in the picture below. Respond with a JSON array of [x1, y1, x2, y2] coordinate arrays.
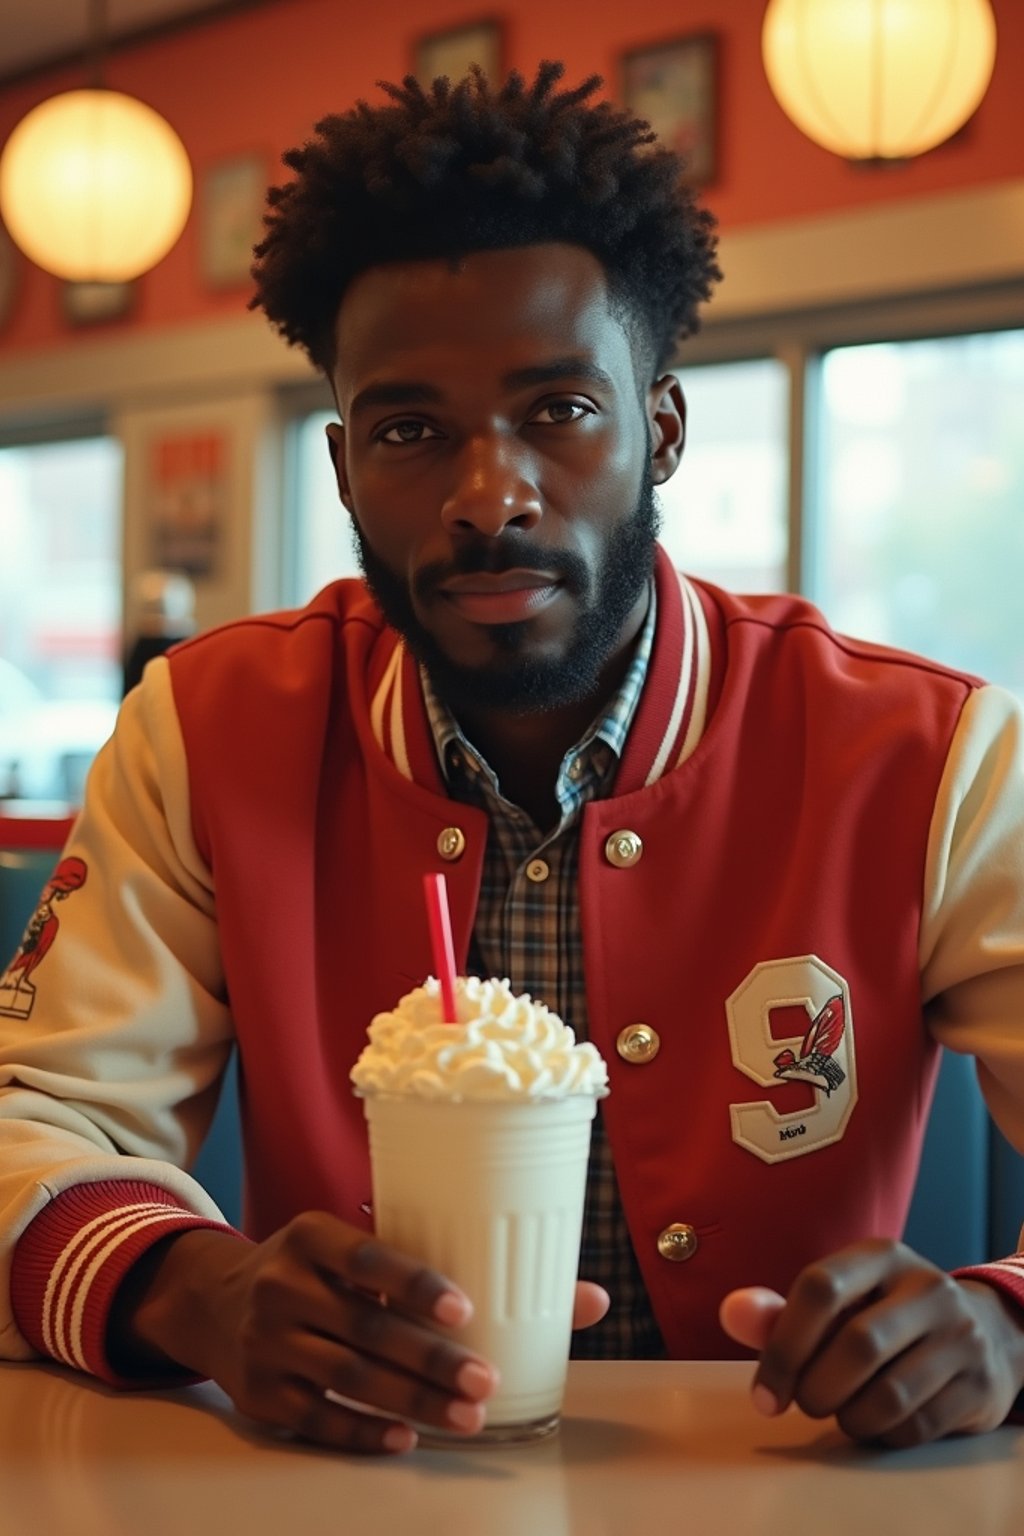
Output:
[[351, 975, 608, 1443]]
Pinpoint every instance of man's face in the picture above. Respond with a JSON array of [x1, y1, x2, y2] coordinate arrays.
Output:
[[328, 244, 684, 715]]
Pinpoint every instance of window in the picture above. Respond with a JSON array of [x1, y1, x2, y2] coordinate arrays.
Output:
[[661, 358, 789, 591], [287, 410, 359, 606], [0, 436, 123, 803], [812, 330, 1024, 694]]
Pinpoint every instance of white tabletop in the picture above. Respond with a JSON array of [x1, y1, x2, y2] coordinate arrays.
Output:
[[2, 1359, 1022, 1536]]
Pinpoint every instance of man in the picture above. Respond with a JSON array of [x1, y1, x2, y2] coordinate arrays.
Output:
[[1, 63, 1023, 1456]]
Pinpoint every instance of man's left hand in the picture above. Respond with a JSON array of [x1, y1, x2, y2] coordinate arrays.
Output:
[[719, 1239, 1024, 1447]]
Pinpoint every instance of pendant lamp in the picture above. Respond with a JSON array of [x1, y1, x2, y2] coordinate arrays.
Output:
[[762, 0, 997, 161], [0, 0, 192, 282]]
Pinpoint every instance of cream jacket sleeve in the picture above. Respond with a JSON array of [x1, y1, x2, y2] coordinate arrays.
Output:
[[921, 683, 1024, 1254], [0, 659, 233, 1361]]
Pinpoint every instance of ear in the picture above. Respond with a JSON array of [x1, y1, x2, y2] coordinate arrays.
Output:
[[646, 374, 686, 486], [325, 421, 354, 512]]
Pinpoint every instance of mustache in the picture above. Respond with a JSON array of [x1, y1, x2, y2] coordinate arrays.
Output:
[[414, 539, 590, 596]]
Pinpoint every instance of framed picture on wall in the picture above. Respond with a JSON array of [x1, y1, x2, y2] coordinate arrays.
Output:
[[620, 33, 718, 186], [414, 18, 503, 88], [200, 153, 268, 289]]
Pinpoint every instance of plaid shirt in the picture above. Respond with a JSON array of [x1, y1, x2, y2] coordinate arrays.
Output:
[[422, 590, 668, 1359]]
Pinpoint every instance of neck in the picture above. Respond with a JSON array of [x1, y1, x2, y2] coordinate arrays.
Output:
[[448, 588, 649, 830], [455, 699, 597, 831]]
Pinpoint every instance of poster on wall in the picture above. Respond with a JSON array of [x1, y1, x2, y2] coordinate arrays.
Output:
[[148, 432, 227, 578]]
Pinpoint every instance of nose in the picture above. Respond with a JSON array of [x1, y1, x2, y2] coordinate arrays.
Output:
[[440, 434, 542, 536]]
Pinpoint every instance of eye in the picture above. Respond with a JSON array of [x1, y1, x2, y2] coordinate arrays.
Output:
[[377, 420, 444, 444], [529, 399, 595, 425]]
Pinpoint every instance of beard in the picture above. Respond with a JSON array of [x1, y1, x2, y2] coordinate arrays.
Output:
[[350, 469, 661, 717]]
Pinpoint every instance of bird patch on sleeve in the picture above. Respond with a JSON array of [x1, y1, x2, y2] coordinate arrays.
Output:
[[0, 856, 88, 1021]]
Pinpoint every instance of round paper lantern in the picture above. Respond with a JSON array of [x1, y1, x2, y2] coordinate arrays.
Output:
[[762, 0, 997, 160], [0, 88, 192, 282]]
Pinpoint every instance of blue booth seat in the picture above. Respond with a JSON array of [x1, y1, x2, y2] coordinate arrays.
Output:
[[2, 813, 1020, 1265], [902, 1048, 1024, 1270]]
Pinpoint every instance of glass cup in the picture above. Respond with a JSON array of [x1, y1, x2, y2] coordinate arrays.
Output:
[[362, 1093, 597, 1444]]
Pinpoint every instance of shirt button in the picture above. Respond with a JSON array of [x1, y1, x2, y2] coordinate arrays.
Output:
[[525, 858, 550, 883], [656, 1224, 698, 1263], [568, 758, 583, 780], [437, 826, 466, 861], [605, 829, 643, 868], [616, 1023, 661, 1063]]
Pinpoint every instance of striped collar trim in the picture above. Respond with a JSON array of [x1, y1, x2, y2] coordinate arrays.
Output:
[[646, 572, 712, 783], [369, 636, 412, 780]]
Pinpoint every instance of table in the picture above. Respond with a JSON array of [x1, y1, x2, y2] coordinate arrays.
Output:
[[2, 1360, 1022, 1536]]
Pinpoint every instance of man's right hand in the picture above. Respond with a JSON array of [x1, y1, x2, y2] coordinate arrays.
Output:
[[105, 1214, 500, 1453]]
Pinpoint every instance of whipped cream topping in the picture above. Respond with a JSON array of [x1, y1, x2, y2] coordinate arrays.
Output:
[[351, 976, 609, 1102]]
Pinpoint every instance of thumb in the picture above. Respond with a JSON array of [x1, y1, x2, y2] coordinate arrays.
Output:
[[572, 1280, 611, 1331], [719, 1286, 786, 1351]]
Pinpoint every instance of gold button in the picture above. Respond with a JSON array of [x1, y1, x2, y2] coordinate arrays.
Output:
[[526, 858, 550, 883], [437, 827, 466, 861], [605, 829, 643, 868], [616, 1023, 660, 1064], [657, 1223, 698, 1263]]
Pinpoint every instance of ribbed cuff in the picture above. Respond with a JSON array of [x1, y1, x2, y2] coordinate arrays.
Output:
[[952, 1254, 1024, 1422], [11, 1180, 242, 1389]]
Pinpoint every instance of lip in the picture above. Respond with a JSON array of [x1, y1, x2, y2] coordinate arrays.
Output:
[[437, 569, 564, 625]]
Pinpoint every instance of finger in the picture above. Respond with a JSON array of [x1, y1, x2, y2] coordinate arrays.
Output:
[[279, 1379, 420, 1454], [298, 1324, 497, 1433], [719, 1288, 786, 1352], [299, 1333, 490, 1435], [292, 1217, 473, 1328], [572, 1283, 610, 1331], [790, 1280, 942, 1420], [870, 1377, 983, 1451], [834, 1335, 976, 1446], [264, 1281, 499, 1409], [754, 1240, 918, 1413]]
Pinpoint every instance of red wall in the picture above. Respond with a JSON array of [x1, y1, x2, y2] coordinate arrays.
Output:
[[1, 0, 1021, 357]]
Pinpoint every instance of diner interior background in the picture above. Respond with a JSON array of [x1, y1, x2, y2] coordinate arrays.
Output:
[[1, 0, 1023, 1268], [0, 0, 1022, 804]]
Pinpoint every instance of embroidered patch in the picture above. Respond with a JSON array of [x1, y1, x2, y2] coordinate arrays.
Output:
[[0, 856, 88, 1020], [726, 955, 857, 1164]]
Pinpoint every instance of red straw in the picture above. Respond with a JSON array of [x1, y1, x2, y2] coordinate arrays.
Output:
[[423, 872, 458, 1023]]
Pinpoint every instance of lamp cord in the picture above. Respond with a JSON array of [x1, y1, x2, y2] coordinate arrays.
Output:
[[87, 0, 107, 90]]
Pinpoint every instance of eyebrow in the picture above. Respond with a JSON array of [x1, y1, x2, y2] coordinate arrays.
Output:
[[502, 358, 617, 393], [348, 381, 442, 417], [347, 357, 617, 419]]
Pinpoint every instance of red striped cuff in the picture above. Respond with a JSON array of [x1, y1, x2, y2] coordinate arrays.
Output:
[[11, 1180, 240, 1388], [953, 1253, 1024, 1422], [953, 1253, 1024, 1309]]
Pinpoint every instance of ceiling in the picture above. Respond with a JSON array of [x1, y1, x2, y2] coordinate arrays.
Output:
[[0, 1, 253, 87]]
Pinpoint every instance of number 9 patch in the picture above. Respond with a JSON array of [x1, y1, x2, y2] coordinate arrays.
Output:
[[726, 955, 857, 1164]]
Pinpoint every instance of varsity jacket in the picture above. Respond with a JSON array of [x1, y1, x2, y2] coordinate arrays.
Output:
[[2, 547, 1024, 1385]]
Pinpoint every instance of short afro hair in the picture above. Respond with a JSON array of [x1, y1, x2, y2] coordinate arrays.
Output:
[[251, 61, 721, 379]]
